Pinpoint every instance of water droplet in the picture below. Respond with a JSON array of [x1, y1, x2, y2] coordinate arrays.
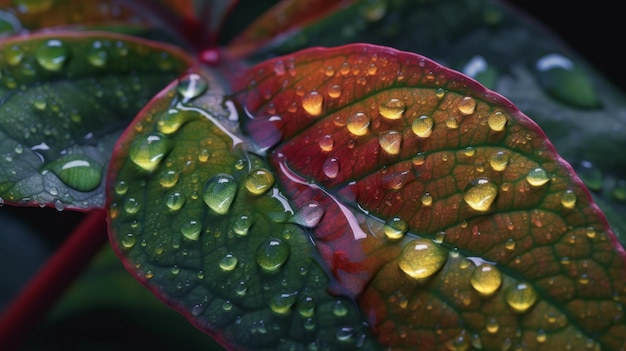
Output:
[[505, 238, 516, 250], [181, 219, 202, 241], [114, 180, 128, 195], [379, 130, 402, 155], [457, 96, 476, 115], [323, 157, 339, 178], [504, 282, 538, 313], [302, 91, 324, 116], [560, 189, 577, 209], [489, 151, 509, 171], [219, 253, 238, 271], [291, 200, 325, 228], [526, 167, 550, 186], [270, 292, 298, 314], [536, 330, 547, 343], [336, 327, 355, 343], [346, 112, 370, 136], [384, 217, 408, 240], [421, 192, 433, 206], [157, 108, 188, 134], [121, 233, 136, 249], [87, 40, 107, 67], [585, 227, 596, 239], [123, 197, 141, 214], [245, 168, 274, 195], [129, 133, 173, 172], [333, 300, 348, 316], [412, 152, 426, 165], [485, 318, 499, 334], [463, 177, 498, 212], [159, 169, 180, 188], [232, 214, 254, 236], [165, 191, 185, 211], [487, 111, 507, 131], [256, 238, 290, 272], [203, 174, 238, 214], [445, 330, 471, 351], [35, 39, 68, 71], [398, 239, 448, 280], [177, 73, 208, 101], [48, 155, 102, 192], [273, 60, 285, 75], [470, 263, 502, 296], [32, 96, 46, 110], [327, 84, 342, 98], [379, 98, 406, 119], [318, 134, 334, 151], [445, 117, 459, 129], [298, 296, 316, 317], [411, 115, 434, 138]]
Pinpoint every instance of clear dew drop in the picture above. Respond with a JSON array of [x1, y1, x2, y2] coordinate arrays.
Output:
[[379, 98, 406, 119], [504, 282, 538, 313], [318, 134, 334, 151], [346, 112, 370, 136], [489, 151, 509, 171], [398, 239, 448, 280], [219, 253, 238, 271], [336, 327, 355, 343], [232, 214, 255, 236], [121, 234, 136, 249], [487, 111, 507, 131], [379, 130, 402, 155], [445, 117, 459, 129], [165, 191, 185, 211], [298, 296, 316, 317], [485, 318, 499, 334], [526, 167, 550, 186], [244, 168, 275, 195], [129, 133, 173, 172], [181, 219, 202, 241], [35, 39, 68, 71], [328, 84, 342, 98], [411, 115, 434, 138], [463, 177, 498, 212], [49, 155, 103, 192], [270, 292, 298, 315], [114, 180, 128, 195], [177, 72, 208, 101], [157, 108, 187, 134], [159, 169, 180, 188], [333, 300, 348, 316], [87, 40, 107, 67], [203, 174, 238, 214], [291, 200, 325, 228], [123, 197, 141, 214], [255, 238, 290, 272], [470, 263, 502, 296], [383, 217, 408, 240], [421, 192, 433, 206], [457, 96, 476, 115], [301, 91, 324, 116], [560, 189, 577, 209], [323, 157, 340, 178]]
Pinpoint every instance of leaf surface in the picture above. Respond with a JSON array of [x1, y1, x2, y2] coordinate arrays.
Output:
[[0, 31, 192, 210], [233, 44, 626, 350]]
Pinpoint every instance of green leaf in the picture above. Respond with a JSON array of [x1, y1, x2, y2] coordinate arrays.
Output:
[[0, 31, 192, 210], [106, 69, 381, 350]]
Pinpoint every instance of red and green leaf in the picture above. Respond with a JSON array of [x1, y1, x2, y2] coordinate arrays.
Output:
[[0, 31, 192, 210]]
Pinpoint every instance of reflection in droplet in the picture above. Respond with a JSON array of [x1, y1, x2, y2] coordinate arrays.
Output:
[[219, 253, 238, 271], [398, 239, 448, 280], [504, 282, 538, 313], [181, 219, 202, 241], [411, 115, 434, 138], [379, 130, 402, 155], [203, 174, 238, 214], [379, 98, 406, 119], [470, 263, 502, 296], [489, 151, 509, 171], [302, 91, 324, 116], [560, 189, 577, 209], [526, 167, 550, 186], [346, 112, 370, 136], [383, 217, 408, 240], [177, 72, 208, 101], [463, 178, 498, 212], [318, 134, 334, 151], [245, 168, 274, 195], [291, 200, 325, 228]]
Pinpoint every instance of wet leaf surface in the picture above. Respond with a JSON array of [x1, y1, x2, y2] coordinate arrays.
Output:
[[233, 44, 626, 350], [0, 31, 191, 210]]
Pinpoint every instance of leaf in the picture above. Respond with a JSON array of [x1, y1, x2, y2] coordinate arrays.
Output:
[[0, 31, 192, 210], [232, 44, 626, 350], [106, 69, 381, 350]]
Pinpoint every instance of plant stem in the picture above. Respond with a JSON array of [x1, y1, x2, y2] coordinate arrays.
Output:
[[0, 209, 108, 351]]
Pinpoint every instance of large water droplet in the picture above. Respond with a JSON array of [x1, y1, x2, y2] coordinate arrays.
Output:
[[487, 111, 507, 132], [379, 130, 402, 155], [245, 168, 274, 195], [346, 112, 370, 136], [177, 72, 208, 102], [256, 238, 290, 272], [291, 200, 325, 228], [526, 167, 550, 186], [35, 39, 68, 71], [181, 219, 202, 241], [411, 115, 433, 138], [129, 133, 173, 172], [463, 177, 498, 212], [203, 174, 238, 214], [504, 282, 538, 313], [301, 91, 324, 116], [398, 239, 448, 280], [49, 155, 102, 192], [470, 263, 502, 296], [379, 98, 406, 119]]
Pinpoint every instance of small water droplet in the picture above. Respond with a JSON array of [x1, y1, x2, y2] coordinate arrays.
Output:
[[487, 111, 507, 131], [323, 157, 340, 178], [123, 197, 141, 214], [325, 66, 335, 76], [245, 168, 274, 195], [383, 217, 408, 240], [457, 96, 476, 115], [157, 108, 188, 134], [536, 330, 547, 343], [165, 191, 185, 211], [256, 238, 290, 272], [302, 91, 324, 116], [445, 117, 459, 129], [318, 134, 334, 151], [35, 39, 68, 71], [181, 219, 202, 241], [470, 263, 502, 296], [489, 151, 509, 171], [159, 169, 180, 188], [219, 253, 238, 271], [379, 98, 406, 119], [32, 96, 47, 110], [379, 130, 402, 155], [177, 72, 208, 101], [398, 239, 448, 280], [298, 296, 316, 317], [121, 233, 136, 249], [203, 174, 238, 214], [270, 292, 298, 314], [333, 300, 348, 316], [336, 327, 355, 343], [421, 192, 433, 206], [328, 84, 342, 98], [346, 112, 370, 136], [87, 40, 107, 67], [232, 214, 255, 236], [291, 200, 325, 228], [526, 167, 550, 186], [411, 115, 433, 138], [273, 60, 285, 75], [463, 177, 498, 212], [504, 282, 538, 313], [560, 189, 577, 209], [114, 180, 128, 195], [505, 238, 516, 250], [485, 318, 499, 334], [129, 133, 173, 172]]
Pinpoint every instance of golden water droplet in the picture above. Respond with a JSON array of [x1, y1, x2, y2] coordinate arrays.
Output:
[[384, 217, 408, 240], [445, 330, 471, 351], [346, 112, 370, 136], [445, 117, 459, 129], [463, 147, 476, 157], [487, 111, 507, 131], [398, 239, 448, 280], [379, 98, 406, 119], [318, 134, 334, 151], [412, 152, 426, 165], [458, 96, 476, 115], [526, 167, 550, 186], [504, 282, 538, 313], [421, 192, 433, 206], [379, 130, 402, 155], [536, 330, 547, 343], [485, 318, 499, 334], [436, 88, 446, 99], [505, 238, 516, 250], [463, 178, 498, 212], [411, 115, 434, 137], [245, 168, 275, 195], [302, 91, 324, 116], [560, 189, 577, 209], [489, 151, 509, 171], [328, 84, 342, 98], [585, 227, 596, 239], [470, 263, 502, 296]]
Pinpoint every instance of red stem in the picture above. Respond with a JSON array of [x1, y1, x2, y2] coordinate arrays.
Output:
[[0, 209, 108, 351]]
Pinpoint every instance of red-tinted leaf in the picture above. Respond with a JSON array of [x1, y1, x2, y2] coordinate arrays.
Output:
[[233, 44, 626, 350]]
